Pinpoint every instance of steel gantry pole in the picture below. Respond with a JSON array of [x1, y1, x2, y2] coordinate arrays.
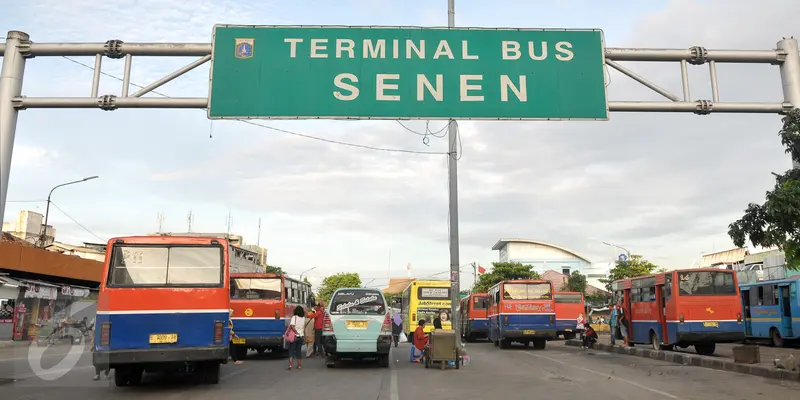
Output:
[[446, 0, 463, 345], [0, 31, 28, 223], [777, 37, 800, 169]]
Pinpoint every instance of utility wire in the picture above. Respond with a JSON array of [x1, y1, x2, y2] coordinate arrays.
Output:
[[59, 56, 448, 155], [49, 202, 105, 242]]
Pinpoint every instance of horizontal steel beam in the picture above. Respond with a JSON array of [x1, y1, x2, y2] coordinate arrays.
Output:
[[12, 97, 786, 114], [14, 97, 208, 109], [605, 48, 779, 64], [27, 43, 211, 57], [609, 101, 785, 113]]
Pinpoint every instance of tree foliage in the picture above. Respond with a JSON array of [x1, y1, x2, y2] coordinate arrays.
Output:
[[472, 262, 541, 293], [729, 109, 800, 270], [561, 271, 587, 293], [317, 272, 362, 303], [264, 264, 284, 274], [599, 255, 658, 292]]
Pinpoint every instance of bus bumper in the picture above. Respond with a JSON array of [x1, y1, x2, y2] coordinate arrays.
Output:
[[233, 336, 283, 348], [676, 331, 745, 344], [322, 334, 392, 356], [502, 329, 557, 340], [93, 347, 228, 368]]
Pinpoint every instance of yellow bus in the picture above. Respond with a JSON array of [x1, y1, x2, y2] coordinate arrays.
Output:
[[401, 280, 453, 337]]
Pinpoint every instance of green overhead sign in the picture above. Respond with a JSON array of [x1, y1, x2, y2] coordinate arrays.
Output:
[[208, 25, 608, 120]]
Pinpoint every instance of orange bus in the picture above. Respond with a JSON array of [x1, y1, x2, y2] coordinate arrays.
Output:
[[459, 293, 488, 342], [554, 291, 585, 340], [94, 236, 231, 387], [612, 268, 743, 355], [229, 272, 312, 359], [487, 280, 556, 350]]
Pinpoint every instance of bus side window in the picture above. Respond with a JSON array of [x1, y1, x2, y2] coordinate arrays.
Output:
[[230, 279, 237, 298], [284, 287, 289, 301], [665, 276, 672, 299]]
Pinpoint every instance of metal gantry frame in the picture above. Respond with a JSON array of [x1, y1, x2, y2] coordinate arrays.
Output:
[[3, 28, 800, 339]]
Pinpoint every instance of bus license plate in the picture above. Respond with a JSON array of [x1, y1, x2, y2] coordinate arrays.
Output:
[[149, 333, 178, 344], [703, 321, 719, 328], [523, 330, 536, 335], [232, 338, 246, 344], [346, 320, 368, 329], [564, 329, 572, 332]]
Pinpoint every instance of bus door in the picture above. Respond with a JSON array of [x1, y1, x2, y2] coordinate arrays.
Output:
[[741, 288, 752, 336], [657, 283, 668, 342], [778, 283, 794, 337]]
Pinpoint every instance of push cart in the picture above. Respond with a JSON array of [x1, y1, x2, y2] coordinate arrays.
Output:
[[424, 330, 461, 370]]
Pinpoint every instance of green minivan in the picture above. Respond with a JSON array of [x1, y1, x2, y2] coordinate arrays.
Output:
[[322, 288, 392, 368]]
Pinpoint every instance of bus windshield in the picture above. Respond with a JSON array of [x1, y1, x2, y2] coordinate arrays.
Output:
[[678, 271, 737, 296], [330, 290, 385, 315], [108, 245, 223, 286], [473, 296, 487, 310], [504, 283, 552, 300], [555, 293, 583, 304], [231, 278, 281, 300]]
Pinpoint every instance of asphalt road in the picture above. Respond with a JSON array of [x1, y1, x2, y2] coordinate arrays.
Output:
[[2, 340, 799, 399]]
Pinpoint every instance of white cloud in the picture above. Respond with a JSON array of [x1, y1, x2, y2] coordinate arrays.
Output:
[[2, 0, 798, 283]]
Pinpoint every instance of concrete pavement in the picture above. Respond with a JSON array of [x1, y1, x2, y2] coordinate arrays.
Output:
[[1, 341, 799, 399]]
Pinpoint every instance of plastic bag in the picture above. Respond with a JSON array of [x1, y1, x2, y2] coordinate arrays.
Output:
[[399, 332, 408, 343]]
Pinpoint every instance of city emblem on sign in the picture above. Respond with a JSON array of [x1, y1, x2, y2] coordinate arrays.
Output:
[[234, 38, 254, 59], [244, 308, 254, 316]]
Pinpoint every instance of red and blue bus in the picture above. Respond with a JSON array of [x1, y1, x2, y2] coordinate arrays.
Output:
[[459, 293, 488, 342], [612, 268, 743, 355], [487, 280, 556, 350], [554, 291, 585, 340], [229, 270, 313, 359], [93, 236, 232, 387]]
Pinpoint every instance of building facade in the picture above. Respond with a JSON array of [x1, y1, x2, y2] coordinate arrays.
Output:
[[493, 238, 593, 276], [2, 210, 56, 246]]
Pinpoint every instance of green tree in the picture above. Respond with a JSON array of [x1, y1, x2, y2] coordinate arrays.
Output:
[[317, 272, 362, 303], [729, 109, 800, 270], [264, 264, 284, 274], [599, 255, 658, 292], [561, 271, 587, 293], [472, 262, 541, 293], [383, 292, 402, 307]]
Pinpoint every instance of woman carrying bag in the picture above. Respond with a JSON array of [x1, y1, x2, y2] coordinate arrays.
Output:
[[285, 306, 306, 370]]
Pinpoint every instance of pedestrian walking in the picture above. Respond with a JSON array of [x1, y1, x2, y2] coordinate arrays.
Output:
[[391, 311, 403, 347], [287, 306, 305, 370]]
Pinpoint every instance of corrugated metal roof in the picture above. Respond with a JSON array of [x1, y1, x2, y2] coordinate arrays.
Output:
[[701, 248, 748, 266]]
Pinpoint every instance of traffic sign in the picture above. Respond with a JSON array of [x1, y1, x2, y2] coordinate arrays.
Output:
[[618, 253, 628, 262], [208, 25, 609, 120]]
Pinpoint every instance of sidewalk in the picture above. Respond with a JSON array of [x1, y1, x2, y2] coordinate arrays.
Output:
[[564, 337, 800, 382]]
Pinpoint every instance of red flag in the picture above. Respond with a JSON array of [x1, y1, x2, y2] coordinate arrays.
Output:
[[478, 265, 486, 274]]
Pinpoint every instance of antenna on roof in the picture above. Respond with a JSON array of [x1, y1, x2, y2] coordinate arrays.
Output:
[[157, 213, 165, 233]]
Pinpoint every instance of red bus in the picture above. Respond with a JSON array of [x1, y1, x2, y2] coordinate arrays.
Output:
[[612, 268, 743, 355], [554, 291, 585, 340], [459, 293, 488, 342], [487, 280, 556, 350], [229, 272, 313, 359], [94, 236, 232, 387]]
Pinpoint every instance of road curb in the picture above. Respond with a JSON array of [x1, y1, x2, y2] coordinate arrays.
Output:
[[564, 339, 800, 382], [0, 340, 29, 349]]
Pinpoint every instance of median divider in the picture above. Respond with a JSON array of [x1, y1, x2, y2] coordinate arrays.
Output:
[[564, 339, 800, 382]]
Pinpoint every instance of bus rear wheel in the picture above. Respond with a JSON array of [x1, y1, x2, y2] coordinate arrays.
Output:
[[532, 339, 546, 350], [499, 339, 511, 349], [563, 332, 576, 340], [771, 328, 785, 347], [694, 343, 716, 356]]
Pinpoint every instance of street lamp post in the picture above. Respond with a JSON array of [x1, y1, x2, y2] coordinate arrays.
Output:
[[38, 176, 99, 247], [299, 266, 316, 280], [602, 241, 631, 262]]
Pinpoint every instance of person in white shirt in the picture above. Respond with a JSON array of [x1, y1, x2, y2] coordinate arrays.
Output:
[[287, 306, 306, 370]]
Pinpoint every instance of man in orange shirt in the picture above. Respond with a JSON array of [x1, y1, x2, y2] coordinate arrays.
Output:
[[306, 303, 326, 358], [412, 320, 428, 363]]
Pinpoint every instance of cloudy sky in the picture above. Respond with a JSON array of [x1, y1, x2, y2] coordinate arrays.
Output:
[[1, 0, 796, 288]]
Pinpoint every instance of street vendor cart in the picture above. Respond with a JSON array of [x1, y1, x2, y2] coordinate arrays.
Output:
[[424, 330, 461, 370]]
